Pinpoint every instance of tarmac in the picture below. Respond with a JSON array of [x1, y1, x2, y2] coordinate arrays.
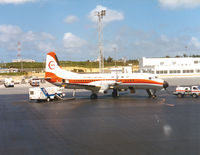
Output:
[[0, 78, 200, 155]]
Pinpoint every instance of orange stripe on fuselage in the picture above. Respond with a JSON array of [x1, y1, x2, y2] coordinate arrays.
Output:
[[45, 72, 163, 86], [69, 79, 163, 85]]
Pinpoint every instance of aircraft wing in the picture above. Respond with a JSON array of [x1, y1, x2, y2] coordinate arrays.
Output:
[[64, 83, 100, 92], [64, 80, 121, 93]]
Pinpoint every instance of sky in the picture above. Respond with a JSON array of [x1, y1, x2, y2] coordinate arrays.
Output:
[[1, 0, 200, 62]]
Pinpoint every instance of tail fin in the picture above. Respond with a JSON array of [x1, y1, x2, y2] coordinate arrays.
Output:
[[45, 52, 60, 73], [45, 52, 62, 81], [45, 52, 76, 83]]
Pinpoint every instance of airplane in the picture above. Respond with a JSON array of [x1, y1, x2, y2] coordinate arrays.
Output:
[[45, 52, 169, 99]]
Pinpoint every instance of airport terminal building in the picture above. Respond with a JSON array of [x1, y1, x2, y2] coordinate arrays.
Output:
[[139, 57, 200, 76]]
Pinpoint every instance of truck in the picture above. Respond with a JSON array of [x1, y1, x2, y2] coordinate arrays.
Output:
[[4, 78, 14, 88], [173, 86, 200, 98], [29, 77, 40, 87], [29, 87, 65, 102]]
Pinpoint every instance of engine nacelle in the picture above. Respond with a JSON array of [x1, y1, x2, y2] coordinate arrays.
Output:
[[99, 90, 108, 94], [99, 84, 109, 94]]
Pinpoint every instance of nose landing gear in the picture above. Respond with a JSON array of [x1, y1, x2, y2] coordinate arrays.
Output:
[[146, 89, 157, 99]]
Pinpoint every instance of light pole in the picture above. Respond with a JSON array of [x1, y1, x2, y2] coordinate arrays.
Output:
[[185, 46, 188, 57], [113, 47, 117, 68], [17, 41, 23, 72], [96, 10, 106, 73]]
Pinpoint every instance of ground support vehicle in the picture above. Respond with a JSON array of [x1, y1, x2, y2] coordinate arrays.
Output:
[[173, 86, 200, 98], [29, 87, 65, 102], [29, 77, 40, 87], [4, 78, 14, 88]]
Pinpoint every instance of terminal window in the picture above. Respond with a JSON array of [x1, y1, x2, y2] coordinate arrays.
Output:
[[169, 70, 181, 74], [183, 70, 194, 73], [156, 70, 168, 74]]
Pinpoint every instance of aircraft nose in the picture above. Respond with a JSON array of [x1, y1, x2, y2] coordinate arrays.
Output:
[[163, 81, 169, 89]]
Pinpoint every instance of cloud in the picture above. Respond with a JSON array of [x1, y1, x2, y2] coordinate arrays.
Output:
[[2, 25, 200, 61], [158, 0, 200, 9], [88, 5, 124, 24], [160, 34, 169, 42], [0, 0, 36, 4], [22, 31, 55, 42], [63, 32, 86, 50], [60, 31, 200, 60], [0, 24, 55, 53], [0, 25, 22, 42], [190, 37, 200, 48], [64, 15, 79, 24], [37, 42, 56, 52], [0, 25, 22, 34], [98, 27, 200, 59], [0, 25, 89, 61], [129, 33, 188, 57]]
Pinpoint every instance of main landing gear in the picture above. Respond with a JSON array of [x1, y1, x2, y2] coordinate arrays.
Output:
[[146, 89, 157, 99], [90, 93, 98, 99], [112, 89, 119, 98]]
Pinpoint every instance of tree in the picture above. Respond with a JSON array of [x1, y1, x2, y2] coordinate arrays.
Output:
[[183, 53, 187, 57], [107, 56, 113, 63]]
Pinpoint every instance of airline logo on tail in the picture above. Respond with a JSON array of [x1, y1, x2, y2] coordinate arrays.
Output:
[[48, 61, 55, 70]]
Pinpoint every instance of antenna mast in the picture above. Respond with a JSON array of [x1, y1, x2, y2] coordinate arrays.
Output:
[[17, 41, 23, 72], [96, 10, 106, 73]]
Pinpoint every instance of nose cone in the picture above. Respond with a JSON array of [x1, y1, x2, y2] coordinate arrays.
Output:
[[163, 81, 169, 89]]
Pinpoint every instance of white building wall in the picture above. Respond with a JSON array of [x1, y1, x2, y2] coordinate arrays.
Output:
[[139, 57, 200, 76], [12, 59, 35, 62]]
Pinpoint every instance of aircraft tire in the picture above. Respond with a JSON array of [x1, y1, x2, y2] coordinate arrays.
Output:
[[90, 93, 98, 99], [112, 89, 118, 98], [152, 95, 157, 99]]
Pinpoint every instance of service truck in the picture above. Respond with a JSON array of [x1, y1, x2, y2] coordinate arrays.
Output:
[[4, 78, 14, 88], [173, 86, 200, 98], [29, 87, 65, 102], [29, 77, 40, 87]]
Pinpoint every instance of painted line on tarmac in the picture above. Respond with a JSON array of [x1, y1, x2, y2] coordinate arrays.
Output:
[[165, 104, 175, 107]]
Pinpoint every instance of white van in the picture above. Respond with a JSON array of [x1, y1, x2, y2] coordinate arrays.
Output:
[[29, 77, 40, 86], [4, 78, 14, 87]]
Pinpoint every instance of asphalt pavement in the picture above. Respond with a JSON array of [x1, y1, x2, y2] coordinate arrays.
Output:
[[0, 84, 200, 155]]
